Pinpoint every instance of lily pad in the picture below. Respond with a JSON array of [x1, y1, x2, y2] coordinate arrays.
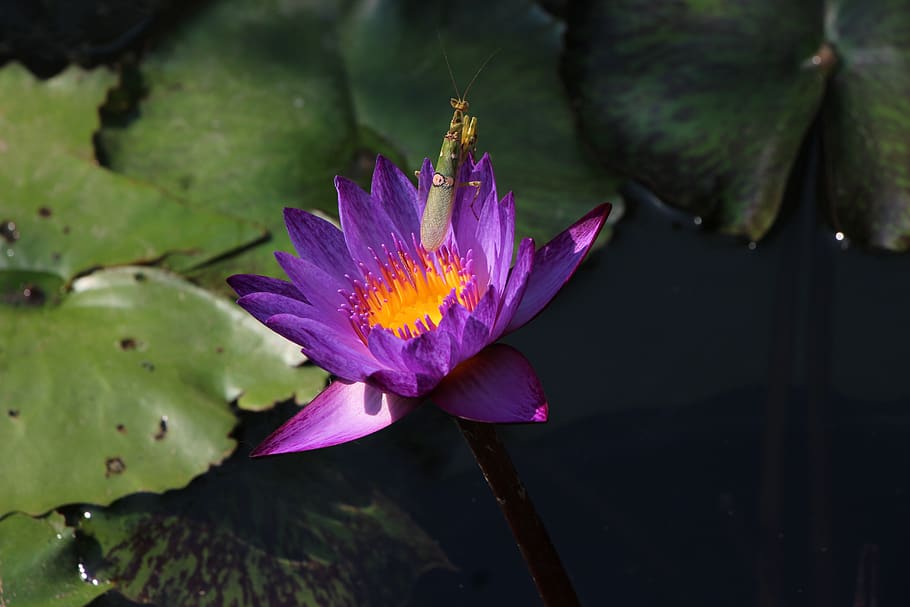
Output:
[[338, 0, 622, 245], [79, 408, 451, 607], [0, 63, 264, 286], [563, 0, 910, 250], [100, 0, 620, 295], [99, 0, 356, 289], [563, 0, 828, 241], [0, 512, 110, 607], [823, 0, 910, 250], [0, 267, 326, 517]]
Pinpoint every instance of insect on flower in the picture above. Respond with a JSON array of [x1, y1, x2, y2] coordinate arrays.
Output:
[[419, 52, 493, 252], [228, 154, 610, 455]]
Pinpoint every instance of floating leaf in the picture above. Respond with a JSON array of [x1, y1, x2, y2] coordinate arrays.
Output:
[[0, 512, 110, 607], [563, 0, 827, 240], [79, 408, 451, 607], [0, 267, 326, 516], [823, 0, 910, 250], [99, 0, 356, 289], [0, 63, 263, 285], [563, 0, 910, 250]]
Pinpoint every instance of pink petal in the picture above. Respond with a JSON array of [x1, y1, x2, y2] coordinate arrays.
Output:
[[251, 380, 421, 455], [505, 204, 611, 333], [431, 344, 548, 423]]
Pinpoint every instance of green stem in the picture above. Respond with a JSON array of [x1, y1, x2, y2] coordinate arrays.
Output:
[[455, 418, 581, 607]]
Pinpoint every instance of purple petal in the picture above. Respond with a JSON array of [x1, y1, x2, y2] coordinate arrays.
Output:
[[400, 328, 455, 379], [451, 287, 497, 363], [283, 208, 358, 278], [274, 252, 352, 336], [266, 314, 382, 381], [491, 191, 516, 295], [371, 156, 420, 237], [491, 237, 534, 339], [505, 204, 611, 333], [251, 380, 421, 455], [237, 292, 314, 325], [431, 344, 548, 423], [368, 368, 438, 398], [227, 274, 305, 301], [336, 176, 402, 271]]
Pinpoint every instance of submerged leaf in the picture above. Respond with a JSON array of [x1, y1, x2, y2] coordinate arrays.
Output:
[[79, 409, 451, 607]]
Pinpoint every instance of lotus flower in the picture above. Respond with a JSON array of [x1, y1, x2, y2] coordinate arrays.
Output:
[[228, 154, 609, 455]]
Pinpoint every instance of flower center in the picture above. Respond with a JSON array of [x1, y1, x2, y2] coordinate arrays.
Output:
[[342, 236, 480, 342]]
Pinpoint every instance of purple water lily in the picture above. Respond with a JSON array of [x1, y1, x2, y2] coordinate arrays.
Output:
[[229, 154, 609, 455]]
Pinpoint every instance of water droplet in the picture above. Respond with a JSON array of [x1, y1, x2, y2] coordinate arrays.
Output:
[[747, 241, 757, 250], [693, 216, 703, 226], [21, 284, 46, 306], [0, 220, 19, 243], [834, 231, 845, 241], [5, 249, 13, 258], [82, 511, 92, 519]]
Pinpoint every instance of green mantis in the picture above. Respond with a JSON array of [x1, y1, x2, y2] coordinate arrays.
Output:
[[419, 51, 494, 252], [419, 95, 478, 251]]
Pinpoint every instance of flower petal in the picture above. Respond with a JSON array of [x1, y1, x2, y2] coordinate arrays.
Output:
[[431, 344, 548, 423], [505, 204, 611, 333], [283, 208, 358, 278], [492, 237, 534, 339], [371, 155, 420, 237], [237, 292, 314, 325], [227, 274, 305, 301], [265, 314, 382, 381], [336, 176, 402, 270], [251, 380, 420, 455], [274, 252, 352, 336]]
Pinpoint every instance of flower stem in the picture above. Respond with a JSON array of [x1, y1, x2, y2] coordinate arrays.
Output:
[[455, 418, 581, 607]]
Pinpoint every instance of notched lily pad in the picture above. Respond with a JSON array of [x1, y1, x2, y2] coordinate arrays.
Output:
[[0, 267, 326, 516], [0, 512, 110, 607], [0, 63, 264, 284]]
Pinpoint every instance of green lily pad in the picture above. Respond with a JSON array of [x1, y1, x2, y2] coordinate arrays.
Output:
[[563, 0, 828, 241], [563, 0, 910, 250], [338, 0, 622, 245], [99, 0, 357, 289], [79, 409, 451, 607], [100, 0, 620, 295], [0, 512, 110, 607], [0, 267, 326, 517], [823, 0, 910, 250], [0, 63, 264, 286]]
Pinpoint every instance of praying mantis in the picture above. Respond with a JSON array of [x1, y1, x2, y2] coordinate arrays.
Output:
[[419, 52, 494, 252]]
